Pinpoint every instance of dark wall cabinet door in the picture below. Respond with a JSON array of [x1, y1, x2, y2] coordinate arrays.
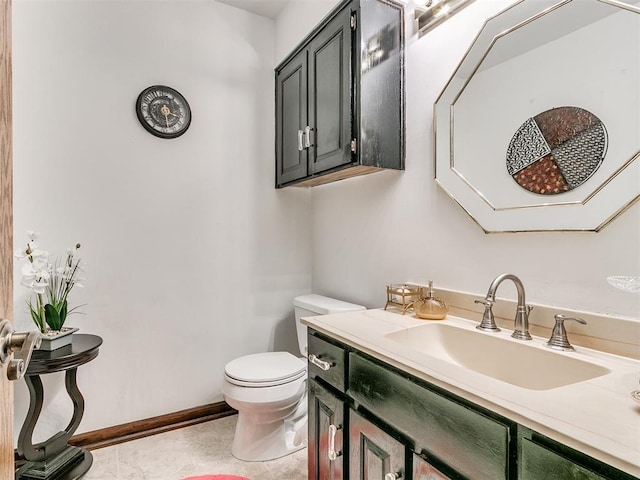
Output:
[[307, 7, 353, 176], [349, 409, 405, 480], [309, 379, 346, 480], [276, 6, 352, 187], [275, 48, 308, 185]]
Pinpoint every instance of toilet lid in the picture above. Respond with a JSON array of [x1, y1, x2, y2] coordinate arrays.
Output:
[[225, 352, 306, 387]]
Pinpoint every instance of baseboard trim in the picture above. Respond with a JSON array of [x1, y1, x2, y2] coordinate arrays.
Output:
[[71, 401, 237, 451], [15, 401, 236, 465]]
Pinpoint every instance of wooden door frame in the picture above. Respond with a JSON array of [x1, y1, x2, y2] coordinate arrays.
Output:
[[1, 0, 14, 478]]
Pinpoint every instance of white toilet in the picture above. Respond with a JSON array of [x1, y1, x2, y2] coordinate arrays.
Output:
[[222, 294, 365, 462]]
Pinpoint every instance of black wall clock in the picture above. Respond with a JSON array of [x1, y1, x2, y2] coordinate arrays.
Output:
[[136, 85, 191, 139]]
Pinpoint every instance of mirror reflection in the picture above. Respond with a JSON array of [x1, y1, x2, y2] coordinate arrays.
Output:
[[435, 0, 640, 232]]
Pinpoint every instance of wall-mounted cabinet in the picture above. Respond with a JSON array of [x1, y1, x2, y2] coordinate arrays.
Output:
[[275, 0, 404, 188]]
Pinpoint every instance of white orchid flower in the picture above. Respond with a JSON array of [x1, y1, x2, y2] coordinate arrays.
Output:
[[20, 275, 49, 293], [21, 260, 51, 279], [31, 280, 49, 295], [31, 251, 49, 262], [26, 230, 38, 241]]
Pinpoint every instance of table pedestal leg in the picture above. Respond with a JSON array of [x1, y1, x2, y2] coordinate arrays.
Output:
[[16, 369, 92, 480], [15, 447, 91, 480]]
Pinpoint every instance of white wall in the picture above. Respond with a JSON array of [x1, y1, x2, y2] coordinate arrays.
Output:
[[275, 0, 338, 62], [12, 0, 312, 441], [307, 0, 640, 318]]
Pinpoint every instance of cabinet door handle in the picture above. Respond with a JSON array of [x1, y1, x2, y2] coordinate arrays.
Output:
[[328, 424, 341, 461], [298, 130, 304, 151], [308, 353, 332, 371], [385, 473, 402, 480], [304, 125, 314, 147]]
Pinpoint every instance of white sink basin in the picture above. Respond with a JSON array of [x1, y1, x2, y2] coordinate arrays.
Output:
[[384, 323, 610, 390]]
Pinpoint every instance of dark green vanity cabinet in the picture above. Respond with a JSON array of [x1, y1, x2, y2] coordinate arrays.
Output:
[[349, 408, 406, 480], [307, 329, 639, 480], [518, 434, 639, 480], [275, 0, 404, 188], [348, 353, 514, 480], [307, 330, 451, 480], [309, 379, 346, 480]]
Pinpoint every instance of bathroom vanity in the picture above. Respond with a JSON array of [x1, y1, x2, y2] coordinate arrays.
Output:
[[303, 310, 640, 480]]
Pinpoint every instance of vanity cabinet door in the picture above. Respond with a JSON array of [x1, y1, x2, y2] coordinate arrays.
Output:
[[309, 379, 346, 480], [413, 454, 454, 480], [519, 438, 631, 480], [349, 352, 512, 480], [349, 409, 406, 480], [308, 331, 348, 393]]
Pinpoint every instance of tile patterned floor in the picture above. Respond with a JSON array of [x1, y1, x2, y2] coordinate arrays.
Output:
[[82, 415, 307, 480]]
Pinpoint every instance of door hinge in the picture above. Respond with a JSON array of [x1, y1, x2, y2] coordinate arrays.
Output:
[[350, 12, 357, 30], [350, 138, 357, 153]]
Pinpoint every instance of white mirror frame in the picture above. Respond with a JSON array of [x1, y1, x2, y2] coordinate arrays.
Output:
[[434, 0, 640, 233]]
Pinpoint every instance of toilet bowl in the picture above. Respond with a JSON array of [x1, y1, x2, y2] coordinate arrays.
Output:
[[222, 294, 365, 462]]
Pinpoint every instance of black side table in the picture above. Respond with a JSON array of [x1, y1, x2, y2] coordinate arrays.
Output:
[[15, 334, 102, 480]]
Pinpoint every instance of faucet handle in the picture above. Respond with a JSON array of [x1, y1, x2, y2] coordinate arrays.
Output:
[[474, 299, 501, 332], [546, 314, 587, 351], [474, 298, 493, 307]]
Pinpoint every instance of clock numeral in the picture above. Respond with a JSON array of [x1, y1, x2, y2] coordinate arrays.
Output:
[[145, 91, 164, 103]]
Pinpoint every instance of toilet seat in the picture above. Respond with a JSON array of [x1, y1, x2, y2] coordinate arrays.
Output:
[[225, 352, 306, 387]]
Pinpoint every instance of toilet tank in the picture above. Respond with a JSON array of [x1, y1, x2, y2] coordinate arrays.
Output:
[[293, 294, 366, 356]]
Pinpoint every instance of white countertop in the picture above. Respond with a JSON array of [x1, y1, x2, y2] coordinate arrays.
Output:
[[302, 308, 640, 477]]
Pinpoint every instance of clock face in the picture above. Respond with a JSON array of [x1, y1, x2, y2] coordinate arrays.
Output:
[[136, 85, 191, 139]]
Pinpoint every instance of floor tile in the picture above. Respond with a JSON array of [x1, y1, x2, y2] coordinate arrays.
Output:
[[82, 415, 307, 480]]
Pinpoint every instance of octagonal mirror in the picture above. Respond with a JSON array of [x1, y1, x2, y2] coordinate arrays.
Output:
[[434, 0, 640, 232]]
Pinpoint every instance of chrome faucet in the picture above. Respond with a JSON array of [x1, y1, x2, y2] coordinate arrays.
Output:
[[475, 273, 533, 340]]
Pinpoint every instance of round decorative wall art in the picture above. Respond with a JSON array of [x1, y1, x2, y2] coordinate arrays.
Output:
[[506, 106, 607, 195]]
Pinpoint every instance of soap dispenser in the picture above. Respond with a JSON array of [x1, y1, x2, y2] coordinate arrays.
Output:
[[413, 281, 448, 320]]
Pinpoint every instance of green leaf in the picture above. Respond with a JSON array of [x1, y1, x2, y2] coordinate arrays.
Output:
[[59, 300, 68, 326], [44, 303, 62, 331], [29, 307, 46, 333]]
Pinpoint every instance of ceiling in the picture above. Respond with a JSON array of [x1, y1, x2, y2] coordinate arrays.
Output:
[[215, 0, 290, 19]]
